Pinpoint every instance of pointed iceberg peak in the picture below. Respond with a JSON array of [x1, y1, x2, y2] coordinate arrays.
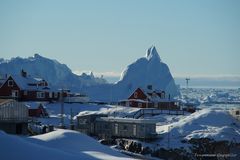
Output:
[[33, 53, 43, 59], [145, 46, 161, 61]]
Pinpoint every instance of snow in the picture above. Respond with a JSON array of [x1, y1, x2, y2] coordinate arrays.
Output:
[[156, 108, 240, 148], [83, 46, 179, 101], [0, 129, 135, 160], [0, 47, 179, 102], [115, 46, 179, 100], [0, 54, 107, 90], [177, 88, 240, 106]]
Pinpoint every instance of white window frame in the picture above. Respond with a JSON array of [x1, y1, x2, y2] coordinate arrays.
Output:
[[8, 80, 14, 87], [138, 103, 142, 108], [49, 92, 52, 98], [37, 92, 45, 98], [11, 90, 19, 97], [134, 92, 138, 98], [114, 123, 118, 135], [133, 124, 137, 136]]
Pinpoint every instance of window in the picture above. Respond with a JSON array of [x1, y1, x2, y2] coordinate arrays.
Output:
[[236, 111, 240, 115], [49, 92, 52, 98], [123, 125, 128, 130], [134, 92, 138, 98], [8, 80, 14, 87], [54, 92, 58, 98], [24, 91, 28, 96], [138, 103, 142, 108], [11, 90, 18, 97], [114, 123, 118, 135], [37, 92, 45, 98], [161, 92, 165, 99], [133, 124, 137, 136]]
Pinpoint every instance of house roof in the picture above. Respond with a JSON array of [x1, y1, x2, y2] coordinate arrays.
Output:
[[137, 87, 174, 102], [3, 74, 54, 91]]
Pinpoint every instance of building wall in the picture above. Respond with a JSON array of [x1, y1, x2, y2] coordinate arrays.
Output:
[[20, 90, 59, 101], [95, 120, 156, 139], [156, 102, 180, 110], [0, 101, 28, 120], [77, 115, 157, 139], [0, 122, 28, 135]]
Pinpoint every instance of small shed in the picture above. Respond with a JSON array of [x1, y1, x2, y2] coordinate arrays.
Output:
[[0, 99, 28, 134]]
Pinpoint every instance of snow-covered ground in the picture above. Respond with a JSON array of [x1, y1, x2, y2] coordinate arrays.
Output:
[[178, 88, 240, 107], [1, 88, 240, 159], [156, 108, 240, 149], [0, 129, 135, 160]]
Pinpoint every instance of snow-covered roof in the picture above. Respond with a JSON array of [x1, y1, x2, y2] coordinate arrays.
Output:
[[4, 74, 55, 91], [96, 116, 157, 124], [137, 87, 175, 102]]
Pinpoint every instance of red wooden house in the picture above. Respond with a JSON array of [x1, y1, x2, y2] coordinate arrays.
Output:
[[28, 103, 49, 117], [119, 86, 179, 110], [0, 70, 60, 101]]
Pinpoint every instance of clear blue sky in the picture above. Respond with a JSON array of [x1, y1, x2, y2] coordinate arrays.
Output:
[[0, 0, 239, 78]]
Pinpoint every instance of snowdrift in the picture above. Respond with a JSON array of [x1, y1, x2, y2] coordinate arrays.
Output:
[[0, 129, 134, 160], [157, 108, 240, 148]]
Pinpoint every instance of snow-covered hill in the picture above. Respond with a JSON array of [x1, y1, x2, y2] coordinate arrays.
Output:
[[157, 108, 240, 148], [0, 129, 134, 160], [0, 54, 107, 89]]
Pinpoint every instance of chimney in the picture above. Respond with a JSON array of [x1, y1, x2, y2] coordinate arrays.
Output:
[[21, 69, 27, 77], [147, 85, 152, 90]]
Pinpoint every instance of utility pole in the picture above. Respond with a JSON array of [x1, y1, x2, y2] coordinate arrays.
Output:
[[59, 88, 69, 129], [185, 78, 190, 97], [70, 107, 74, 130], [60, 88, 64, 128], [167, 125, 170, 149]]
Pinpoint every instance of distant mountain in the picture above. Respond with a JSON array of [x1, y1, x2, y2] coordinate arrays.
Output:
[[82, 46, 180, 101], [0, 54, 107, 90], [0, 47, 179, 101]]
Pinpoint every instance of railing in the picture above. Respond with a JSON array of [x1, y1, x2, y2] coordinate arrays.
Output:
[[126, 108, 185, 119]]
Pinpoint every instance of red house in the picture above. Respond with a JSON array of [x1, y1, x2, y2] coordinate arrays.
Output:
[[119, 85, 179, 110], [28, 103, 48, 117], [0, 70, 60, 101]]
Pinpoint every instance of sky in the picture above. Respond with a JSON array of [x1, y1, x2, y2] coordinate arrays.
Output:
[[0, 0, 240, 80]]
